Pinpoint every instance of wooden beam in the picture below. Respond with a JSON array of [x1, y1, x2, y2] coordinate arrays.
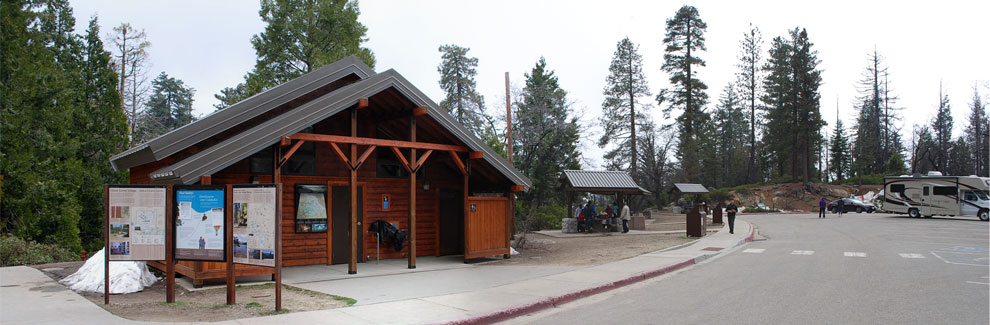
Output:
[[200, 175, 211, 185], [448, 151, 467, 175], [357, 98, 369, 109], [353, 145, 377, 170], [409, 114, 417, 269], [225, 184, 235, 305], [291, 133, 470, 152], [278, 140, 305, 168], [510, 184, 526, 192], [413, 149, 433, 172], [349, 108, 358, 274], [328, 142, 351, 167], [412, 106, 428, 117], [469, 151, 484, 159], [280, 136, 292, 146], [390, 147, 413, 174]]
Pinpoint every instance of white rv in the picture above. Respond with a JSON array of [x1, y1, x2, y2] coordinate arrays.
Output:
[[881, 172, 990, 221]]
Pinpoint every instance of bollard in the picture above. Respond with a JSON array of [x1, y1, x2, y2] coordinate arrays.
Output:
[[81, 250, 86, 261]]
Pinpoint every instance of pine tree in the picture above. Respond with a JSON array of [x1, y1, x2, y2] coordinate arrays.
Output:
[[931, 84, 953, 172], [107, 23, 150, 146], [829, 119, 851, 181], [599, 37, 651, 176], [852, 50, 901, 174], [911, 125, 938, 174], [712, 85, 746, 187], [437, 44, 488, 136], [965, 86, 989, 176], [513, 57, 581, 212], [734, 24, 763, 184], [660, 5, 708, 183], [945, 137, 971, 176], [134, 72, 196, 143], [216, 0, 375, 108]]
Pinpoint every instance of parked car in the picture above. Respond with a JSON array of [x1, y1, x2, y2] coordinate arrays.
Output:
[[827, 198, 876, 213]]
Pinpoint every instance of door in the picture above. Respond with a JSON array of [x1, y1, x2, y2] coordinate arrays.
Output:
[[331, 186, 363, 264], [438, 189, 464, 256], [921, 186, 931, 216], [464, 197, 510, 260]]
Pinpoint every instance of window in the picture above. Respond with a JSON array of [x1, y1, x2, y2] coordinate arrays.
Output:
[[375, 149, 423, 178], [933, 186, 956, 196], [889, 184, 905, 193], [964, 192, 977, 201], [923, 186, 929, 196], [249, 127, 316, 176], [250, 147, 273, 174]]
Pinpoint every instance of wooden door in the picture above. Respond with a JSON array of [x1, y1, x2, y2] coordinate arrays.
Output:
[[331, 186, 363, 264], [464, 197, 509, 260], [438, 189, 464, 256]]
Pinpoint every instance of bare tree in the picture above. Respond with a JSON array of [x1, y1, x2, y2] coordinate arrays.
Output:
[[107, 23, 151, 146]]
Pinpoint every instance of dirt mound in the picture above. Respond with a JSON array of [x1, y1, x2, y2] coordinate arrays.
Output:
[[730, 183, 881, 212]]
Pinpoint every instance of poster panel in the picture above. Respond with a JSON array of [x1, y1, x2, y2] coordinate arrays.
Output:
[[295, 185, 327, 233], [174, 185, 226, 261], [107, 185, 167, 261], [233, 184, 277, 267]]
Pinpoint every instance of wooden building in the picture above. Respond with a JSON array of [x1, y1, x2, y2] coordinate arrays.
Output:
[[110, 57, 531, 285]]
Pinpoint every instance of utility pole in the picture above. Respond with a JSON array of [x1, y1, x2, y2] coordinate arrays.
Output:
[[505, 72, 513, 165]]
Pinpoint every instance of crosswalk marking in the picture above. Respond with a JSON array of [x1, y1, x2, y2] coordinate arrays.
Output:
[[743, 248, 765, 253], [791, 250, 815, 255], [844, 252, 867, 257], [899, 253, 926, 259]]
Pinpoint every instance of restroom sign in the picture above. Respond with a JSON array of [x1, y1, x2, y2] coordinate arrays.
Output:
[[382, 194, 391, 211]]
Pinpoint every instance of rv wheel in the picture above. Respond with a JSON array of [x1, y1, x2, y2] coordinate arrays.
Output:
[[979, 209, 989, 222], [908, 208, 920, 218]]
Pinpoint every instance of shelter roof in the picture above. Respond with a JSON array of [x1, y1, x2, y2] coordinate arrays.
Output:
[[669, 183, 709, 194], [560, 170, 650, 194]]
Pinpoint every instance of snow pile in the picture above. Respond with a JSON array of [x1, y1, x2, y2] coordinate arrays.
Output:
[[510, 247, 520, 255], [861, 191, 877, 202], [59, 248, 158, 294]]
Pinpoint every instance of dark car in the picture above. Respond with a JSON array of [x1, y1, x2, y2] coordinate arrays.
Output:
[[827, 198, 876, 213]]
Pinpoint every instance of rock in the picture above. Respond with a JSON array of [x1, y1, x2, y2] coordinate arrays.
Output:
[[562, 218, 579, 233]]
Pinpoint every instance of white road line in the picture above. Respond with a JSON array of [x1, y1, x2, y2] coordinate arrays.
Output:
[[743, 249, 765, 253], [899, 253, 926, 259], [965, 281, 990, 285], [844, 252, 867, 257], [791, 250, 814, 255], [930, 251, 989, 267]]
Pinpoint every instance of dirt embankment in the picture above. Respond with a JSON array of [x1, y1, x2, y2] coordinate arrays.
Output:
[[729, 183, 882, 212]]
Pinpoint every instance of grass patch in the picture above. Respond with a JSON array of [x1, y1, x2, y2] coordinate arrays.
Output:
[[284, 285, 356, 306], [245, 302, 263, 308], [158, 301, 190, 307], [210, 304, 234, 310], [236, 282, 275, 289], [259, 308, 291, 316]]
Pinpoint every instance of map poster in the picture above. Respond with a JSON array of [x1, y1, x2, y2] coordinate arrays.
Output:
[[107, 185, 167, 261], [174, 185, 226, 262], [295, 185, 327, 233], [233, 184, 277, 267]]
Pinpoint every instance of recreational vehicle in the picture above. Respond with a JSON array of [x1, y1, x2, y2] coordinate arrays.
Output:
[[882, 173, 990, 221]]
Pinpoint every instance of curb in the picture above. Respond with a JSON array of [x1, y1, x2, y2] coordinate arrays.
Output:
[[439, 220, 757, 325]]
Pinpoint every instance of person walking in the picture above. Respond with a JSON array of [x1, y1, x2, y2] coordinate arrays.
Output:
[[725, 199, 739, 234], [583, 201, 597, 233], [619, 200, 631, 233], [837, 199, 845, 217], [819, 197, 827, 219], [575, 205, 585, 233]]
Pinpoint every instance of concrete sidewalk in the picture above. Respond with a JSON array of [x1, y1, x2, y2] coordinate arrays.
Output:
[[0, 219, 754, 325]]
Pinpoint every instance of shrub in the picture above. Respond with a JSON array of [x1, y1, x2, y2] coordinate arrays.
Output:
[[0, 234, 77, 266], [529, 204, 566, 230]]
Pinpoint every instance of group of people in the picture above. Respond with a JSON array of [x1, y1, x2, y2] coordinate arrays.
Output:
[[575, 200, 631, 233], [818, 197, 845, 218]]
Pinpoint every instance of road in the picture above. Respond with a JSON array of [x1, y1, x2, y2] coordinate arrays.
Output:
[[510, 213, 990, 324]]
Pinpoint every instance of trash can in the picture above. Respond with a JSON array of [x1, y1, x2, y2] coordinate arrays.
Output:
[[685, 206, 705, 237]]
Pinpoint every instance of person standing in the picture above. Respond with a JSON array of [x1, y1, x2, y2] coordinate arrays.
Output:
[[725, 200, 738, 234], [583, 201, 597, 233], [819, 198, 827, 219], [837, 199, 845, 217], [620, 200, 631, 233]]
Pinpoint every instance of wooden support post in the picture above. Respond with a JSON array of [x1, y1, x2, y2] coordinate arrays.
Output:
[[506, 186, 513, 259], [166, 185, 175, 303], [349, 108, 358, 274], [104, 185, 110, 305], [225, 184, 235, 305], [462, 159, 470, 263], [275, 184, 283, 311], [409, 114, 417, 269]]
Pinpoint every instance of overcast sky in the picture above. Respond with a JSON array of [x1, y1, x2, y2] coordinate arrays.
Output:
[[71, 0, 988, 169]]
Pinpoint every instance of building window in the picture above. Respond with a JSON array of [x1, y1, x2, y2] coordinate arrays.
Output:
[[249, 127, 316, 175], [376, 148, 423, 178]]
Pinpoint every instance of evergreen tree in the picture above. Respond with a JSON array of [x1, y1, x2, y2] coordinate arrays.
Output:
[[599, 37, 651, 176], [513, 58, 581, 215], [711, 85, 746, 187], [829, 119, 851, 181], [214, 83, 246, 110], [761, 28, 824, 184], [885, 151, 908, 176], [852, 50, 901, 174], [660, 5, 708, 183], [911, 125, 938, 174], [931, 84, 953, 172], [734, 24, 763, 184], [965, 86, 989, 176], [217, 0, 375, 108], [134, 72, 196, 143], [437, 44, 488, 136], [945, 137, 971, 176]]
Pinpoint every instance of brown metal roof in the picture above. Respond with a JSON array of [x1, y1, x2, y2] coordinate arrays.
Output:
[[560, 170, 650, 194], [110, 56, 375, 171]]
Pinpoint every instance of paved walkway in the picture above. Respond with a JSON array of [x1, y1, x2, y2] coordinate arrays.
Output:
[[0, 219, 754, 325]]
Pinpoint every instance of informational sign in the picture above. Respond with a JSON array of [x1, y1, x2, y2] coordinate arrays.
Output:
[[295, 185, 327, 233], [107, 185, 167, 261], [233, 184, 277, 267], [174, 186, 226, 261], [382, 194, 391, 211]]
